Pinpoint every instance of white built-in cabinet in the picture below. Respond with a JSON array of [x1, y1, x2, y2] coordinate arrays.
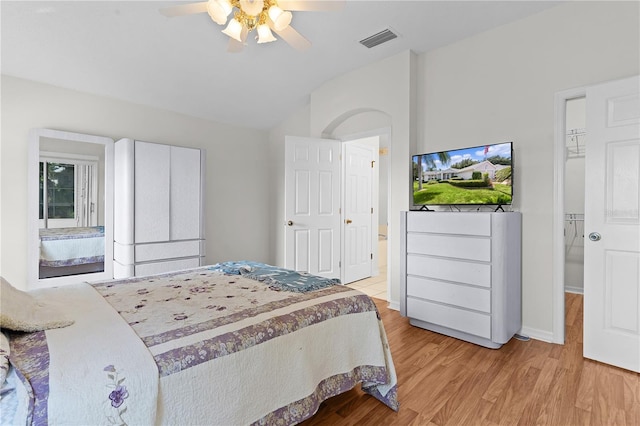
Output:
[[400, 211, 522, 349], [113, 139, 205, 278]]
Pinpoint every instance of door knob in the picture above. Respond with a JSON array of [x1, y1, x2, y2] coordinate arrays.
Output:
[[287, 220, 293, 226], [588, 232, 601, 242], [345, 219, 352, 224]]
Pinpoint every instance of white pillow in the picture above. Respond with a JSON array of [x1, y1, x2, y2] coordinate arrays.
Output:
[[0, 277, 74, 332], [0, 331, 8, 387]]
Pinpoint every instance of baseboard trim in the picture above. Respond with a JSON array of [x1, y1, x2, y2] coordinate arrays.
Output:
[[519, 326, 555, 344], [387, 301, 399, 311], [565, 287, 584, 295]]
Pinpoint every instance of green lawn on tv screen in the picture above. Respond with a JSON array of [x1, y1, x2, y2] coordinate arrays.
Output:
[[413, 181, 512, 205]]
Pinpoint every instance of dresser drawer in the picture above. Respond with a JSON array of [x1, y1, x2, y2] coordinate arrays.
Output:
[[135, 240, 201, 262], [407, 276, 490, 313], [135, 257, 200, 276], [407, 254, 491, 288], [407, 212, 491, 236], [407, 233, 491, 261], [407, 298, 491, 339]]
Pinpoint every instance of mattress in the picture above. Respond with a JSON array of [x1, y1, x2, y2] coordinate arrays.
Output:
[[39, 226, 105, 267]]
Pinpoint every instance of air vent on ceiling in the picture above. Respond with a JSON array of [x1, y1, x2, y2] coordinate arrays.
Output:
[[359, 28, 398, 49]]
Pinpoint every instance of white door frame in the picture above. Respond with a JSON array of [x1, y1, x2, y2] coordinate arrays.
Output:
[[553, 85, 587, 344]]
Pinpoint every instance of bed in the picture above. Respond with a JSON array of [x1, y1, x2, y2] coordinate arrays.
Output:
[[38, 226, 105, 278], [0, 262, 398, 425]]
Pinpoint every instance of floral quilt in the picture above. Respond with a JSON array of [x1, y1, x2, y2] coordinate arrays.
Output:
[[6, 266, 398, 425]]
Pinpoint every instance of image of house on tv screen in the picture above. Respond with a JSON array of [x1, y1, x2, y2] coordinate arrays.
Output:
[[412, 142, 513, 206]]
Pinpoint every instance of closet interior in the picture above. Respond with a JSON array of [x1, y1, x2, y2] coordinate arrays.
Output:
[[564, 97, 586, 294]]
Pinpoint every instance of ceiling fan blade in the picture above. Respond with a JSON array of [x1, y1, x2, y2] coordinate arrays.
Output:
[[271, 24, 311, 51], [278, 0, 345, 12], [159, 1, 208, 17], [226, 26, 248, 53], [227, 38, 245, 53]]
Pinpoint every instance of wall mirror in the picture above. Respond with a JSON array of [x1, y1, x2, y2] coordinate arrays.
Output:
[[28, 129, 114, 289]]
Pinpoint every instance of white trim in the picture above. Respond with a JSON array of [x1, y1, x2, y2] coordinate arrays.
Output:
[[564, 287, 584, 295], [553, 86, 586, 345], [40, 151, 99, 163], [519, 326, 555, 344]]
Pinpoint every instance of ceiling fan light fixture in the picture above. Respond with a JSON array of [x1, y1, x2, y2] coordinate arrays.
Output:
[[239, 0, 265, 16], [207, 0, 233, 25], [219, 0, 234, 14], [268, 6, 292, 31], [222, 18, 244, 42], [257, 23, 276, 43]]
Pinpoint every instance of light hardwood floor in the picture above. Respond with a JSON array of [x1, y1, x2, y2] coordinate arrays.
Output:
[[302, 293, 640, 425]]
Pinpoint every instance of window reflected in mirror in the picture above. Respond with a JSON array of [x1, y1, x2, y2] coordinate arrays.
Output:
[[40, 161, 76, 222], [38, 139, 106, 279]]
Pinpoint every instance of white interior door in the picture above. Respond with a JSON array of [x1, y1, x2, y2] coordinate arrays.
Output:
[[584, 75, 640, 372], [284, 136, 341, 279], [343, 141, 374, 284]]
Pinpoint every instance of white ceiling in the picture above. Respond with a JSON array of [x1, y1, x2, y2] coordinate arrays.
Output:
[[1, 1, 562, 129]]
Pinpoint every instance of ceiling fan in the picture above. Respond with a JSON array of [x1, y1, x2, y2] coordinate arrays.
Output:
[[160, 0, 345, 52]]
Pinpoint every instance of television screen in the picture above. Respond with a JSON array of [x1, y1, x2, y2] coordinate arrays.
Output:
[[412, 142, 513, 207]]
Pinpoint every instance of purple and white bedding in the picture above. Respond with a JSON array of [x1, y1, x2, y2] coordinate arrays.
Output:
[[5, 266, 398, 425], [39, 226, 105, 267]]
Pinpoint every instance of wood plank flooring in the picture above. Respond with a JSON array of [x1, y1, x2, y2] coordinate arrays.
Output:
[[301, 293, 640, 425]]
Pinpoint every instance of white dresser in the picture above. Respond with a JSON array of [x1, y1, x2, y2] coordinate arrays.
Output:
[[400, 211, 522, 349], [113, 139, 206, 278]]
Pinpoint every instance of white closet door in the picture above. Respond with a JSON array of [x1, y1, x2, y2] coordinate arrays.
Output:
[[135, 141, 170, 243], [170, 146, 201, 240]]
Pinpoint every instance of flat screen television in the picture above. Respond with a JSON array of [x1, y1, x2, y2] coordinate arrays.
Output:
[[412, 141, 513, 208]]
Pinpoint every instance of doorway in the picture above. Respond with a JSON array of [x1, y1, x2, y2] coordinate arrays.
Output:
[[553, 76, 640, 373], [564, 97, 586, 295], [283, 129, 391, 300], [553, 87, 587, 344]]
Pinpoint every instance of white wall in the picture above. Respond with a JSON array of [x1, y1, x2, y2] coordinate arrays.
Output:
[[1, 75, 271, 290], [270, 1, 639, 340], [418, 1, 639, 338]]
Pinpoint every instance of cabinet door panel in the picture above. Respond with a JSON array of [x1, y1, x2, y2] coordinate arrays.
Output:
[[135, 258, 200, 277], [135, 240, 201, 262], [135, 142, 170, 243], [170, 146, 201, 240]]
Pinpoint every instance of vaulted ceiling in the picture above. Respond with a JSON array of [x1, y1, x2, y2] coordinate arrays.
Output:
[[1, 1, 562, 129]]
